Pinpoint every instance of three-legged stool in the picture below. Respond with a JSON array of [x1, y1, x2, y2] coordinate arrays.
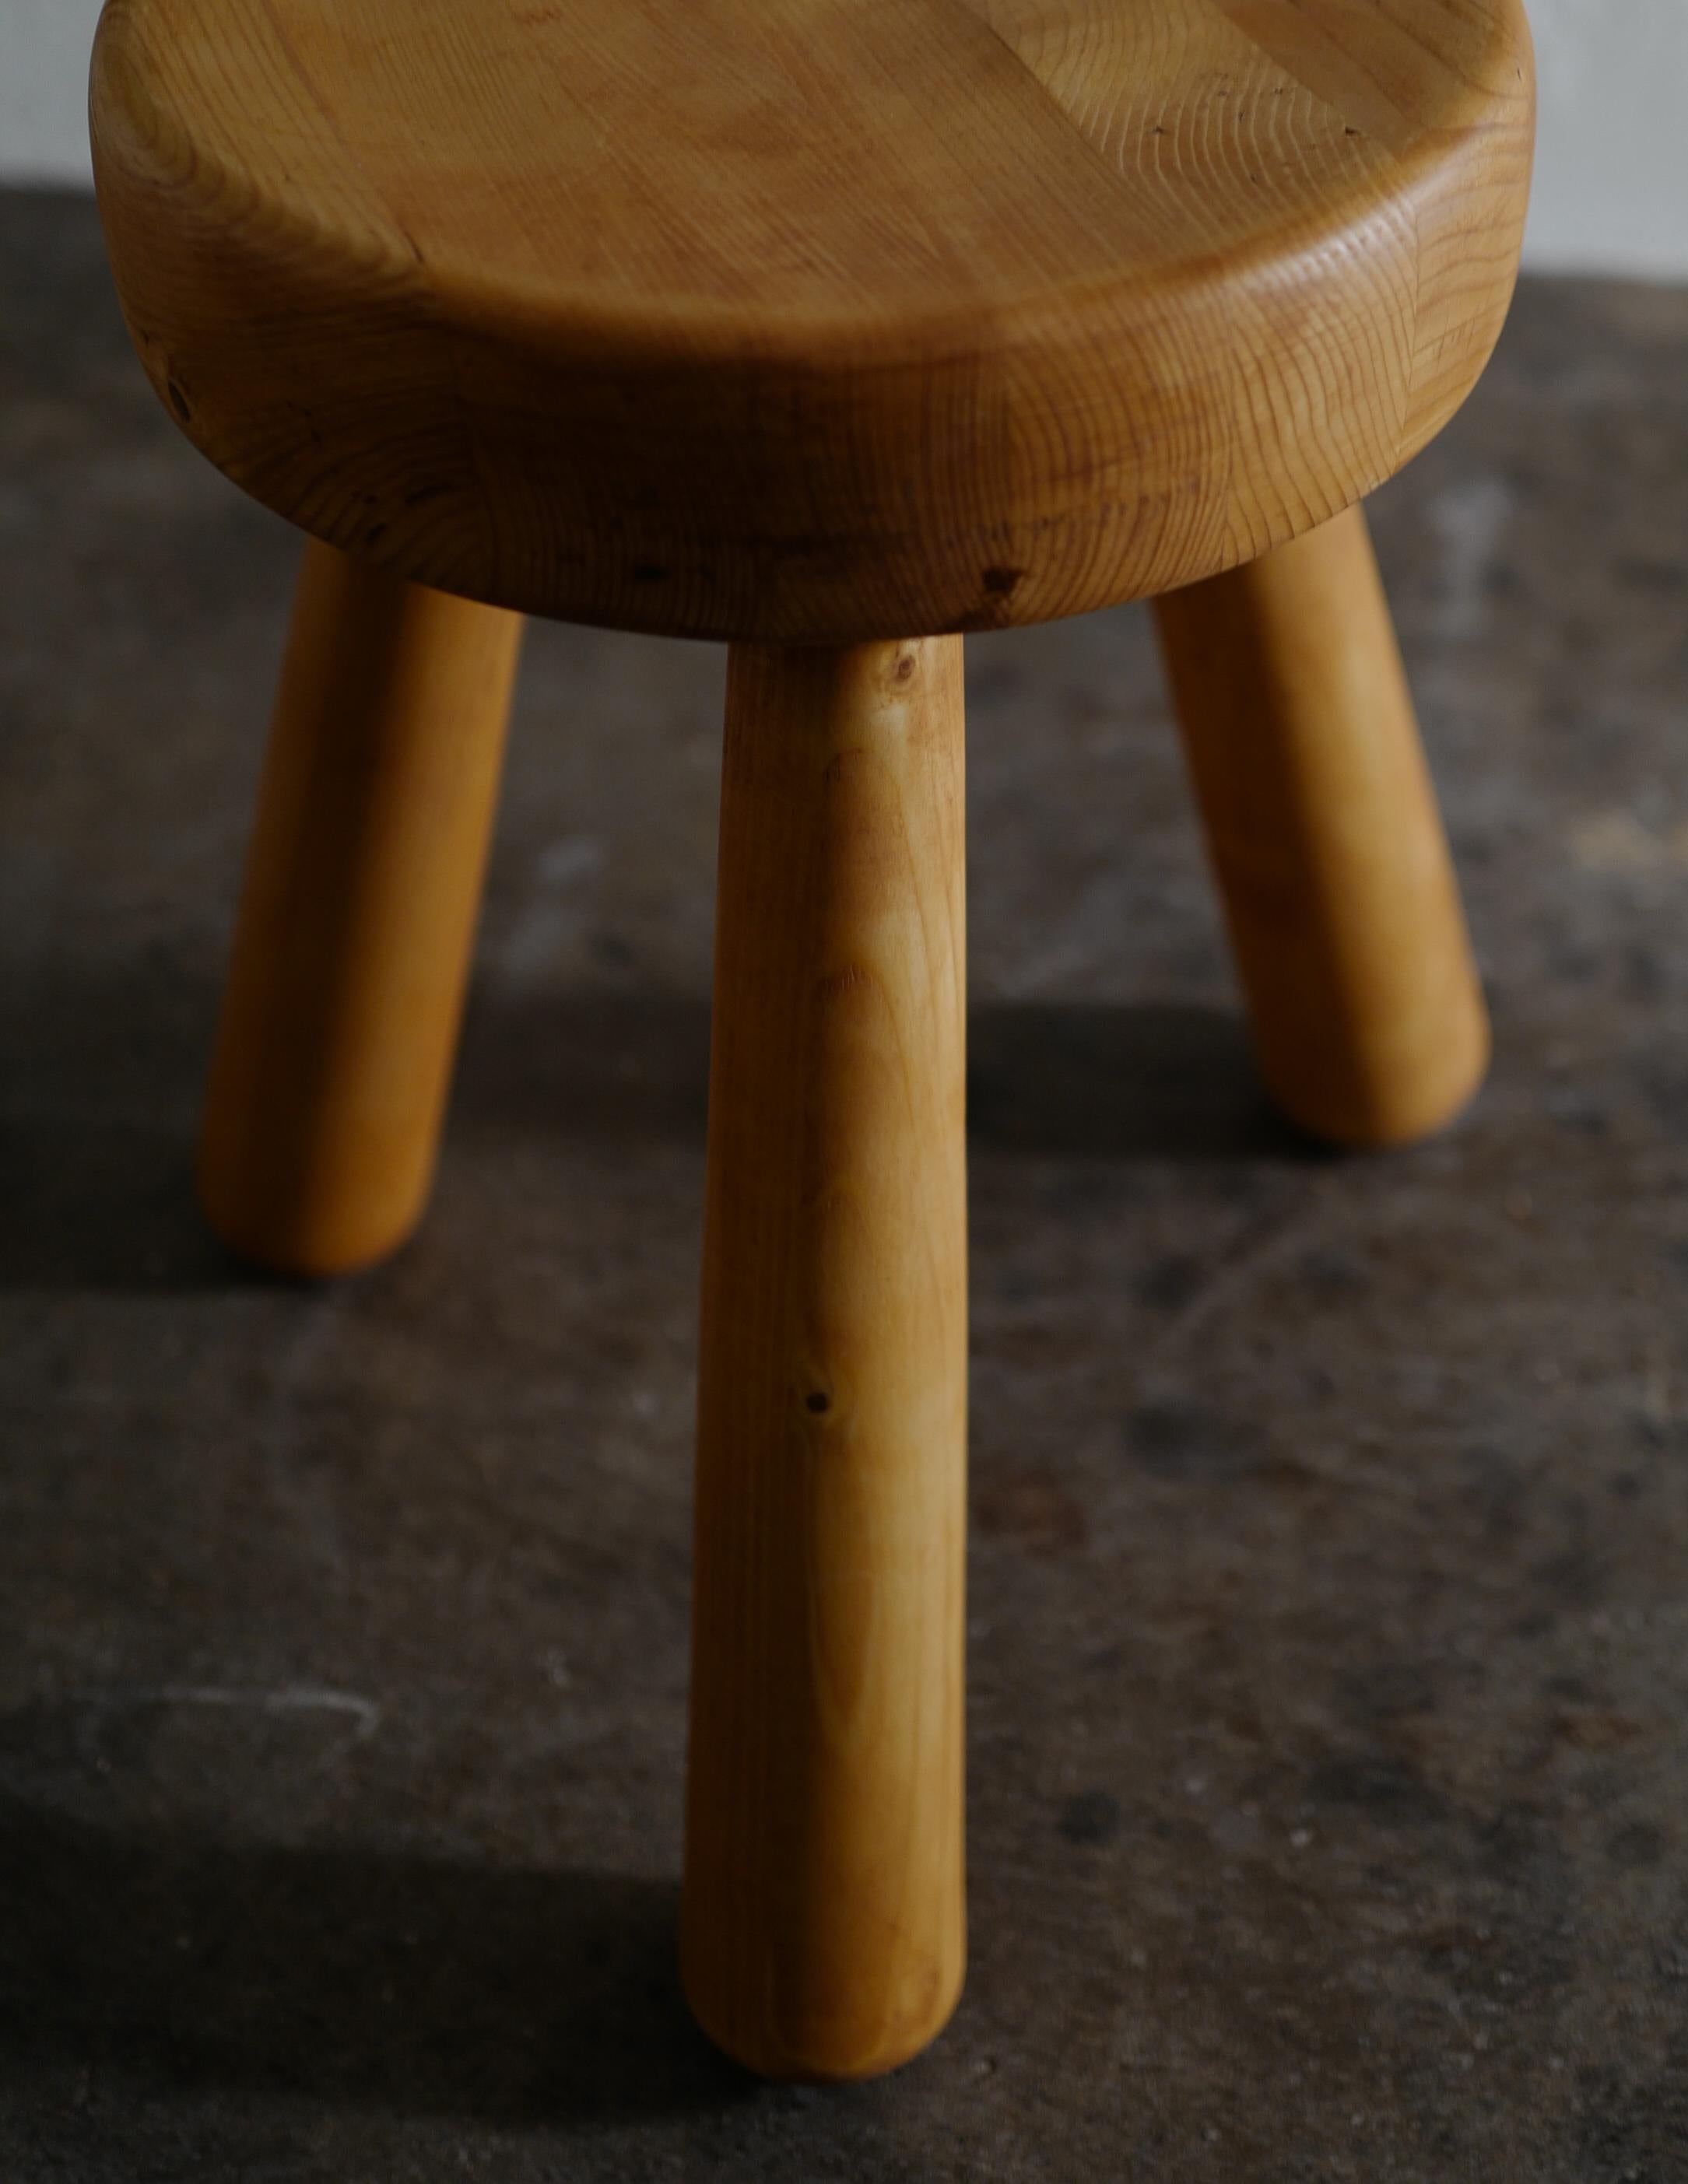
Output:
[[92, 0, 1535, 2078]]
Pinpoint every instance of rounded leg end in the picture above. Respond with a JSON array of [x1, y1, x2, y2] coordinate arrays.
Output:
[[197, 1146, 430, 1280], [1261, 994, 1492, 1152], [679, 1927, 965, 2083]]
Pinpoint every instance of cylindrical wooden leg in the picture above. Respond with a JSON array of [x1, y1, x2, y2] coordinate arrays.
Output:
[[683, 638, 968, 2081], [199, 539, 522, 1275], [1153, 503, 1489, 1148]]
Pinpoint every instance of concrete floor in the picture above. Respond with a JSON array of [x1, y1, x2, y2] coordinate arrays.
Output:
[[5, 189, 1688, 2179]]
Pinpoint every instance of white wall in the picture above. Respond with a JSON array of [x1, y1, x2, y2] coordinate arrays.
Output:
[[1525, 0, 1688, 279], [0, 0, 102, 188], [2, 0, 1683, 280]]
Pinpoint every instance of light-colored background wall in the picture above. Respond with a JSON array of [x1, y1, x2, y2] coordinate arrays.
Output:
[[2, 0, 1683, 280]]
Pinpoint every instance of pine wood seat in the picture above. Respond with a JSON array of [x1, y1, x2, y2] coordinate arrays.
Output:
[[93, 0, 1532, 642], [92, 0, 1534, 2089]]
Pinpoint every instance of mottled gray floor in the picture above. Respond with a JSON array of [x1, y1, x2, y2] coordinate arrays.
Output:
[[5, 189, 1688, 2180]]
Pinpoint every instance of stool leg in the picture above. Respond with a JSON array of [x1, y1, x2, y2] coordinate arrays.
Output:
[[1153, 503, 1489, 1148], [683, 637, 968, 2081], [199, 539, 522, 1275]]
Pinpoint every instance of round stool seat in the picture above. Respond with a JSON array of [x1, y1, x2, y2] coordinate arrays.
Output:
[[93, 0, 1533, 643]]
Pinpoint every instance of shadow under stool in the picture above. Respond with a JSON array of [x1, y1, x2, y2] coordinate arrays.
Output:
[[90, 0, 1536, 2082]]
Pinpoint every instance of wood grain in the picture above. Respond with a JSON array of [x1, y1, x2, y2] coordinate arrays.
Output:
[[683, 638, 967, 2079], [91, 0, 1534, 642], [1154, 503, 1490, 1147], [199, 540, 521, 1274]]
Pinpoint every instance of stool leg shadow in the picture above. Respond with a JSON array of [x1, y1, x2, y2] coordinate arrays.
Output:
[[967, 1000, 1316, 1163], [0, 1800, 746, 2126]]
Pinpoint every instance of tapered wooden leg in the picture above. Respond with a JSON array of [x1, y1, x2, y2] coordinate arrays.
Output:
[[683, 638, 968, 2081], [1153, 503, 1489, 1148], [199, 539, 522, 1275]]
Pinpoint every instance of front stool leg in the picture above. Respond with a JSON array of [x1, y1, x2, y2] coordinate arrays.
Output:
[[1153, 502, 1489, 1147], [199, 539, 522, 1274], [683, 637, 968, 2080]]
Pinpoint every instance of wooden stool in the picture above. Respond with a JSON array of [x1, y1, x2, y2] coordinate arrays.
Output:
[[92, 0, 1535, 2081]]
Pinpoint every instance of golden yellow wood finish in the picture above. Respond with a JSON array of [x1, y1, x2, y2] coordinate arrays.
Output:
[[199, 541, 521, 1275], [1154, 504, 1490, 1147], [92, 0, 1533, 642], [90, 0, 1530, 2090], [684, 639, 968, 2079]]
